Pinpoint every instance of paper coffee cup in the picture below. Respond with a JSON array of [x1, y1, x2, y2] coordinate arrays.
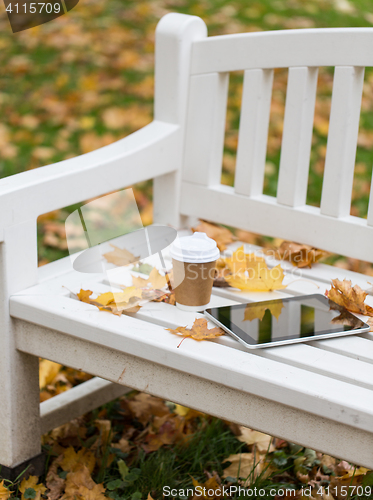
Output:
[[169, 232, 220, 311]]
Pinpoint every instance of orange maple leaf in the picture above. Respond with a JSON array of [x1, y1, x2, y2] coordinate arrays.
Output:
[[77, 289, 93, 303], [167, 318, 224, 346]]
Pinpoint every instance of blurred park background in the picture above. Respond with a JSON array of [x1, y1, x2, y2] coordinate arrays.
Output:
[[1, 0, 373, 272]]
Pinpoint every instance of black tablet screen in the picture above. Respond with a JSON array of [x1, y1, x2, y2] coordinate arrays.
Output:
[[206, 295, 368, 346]]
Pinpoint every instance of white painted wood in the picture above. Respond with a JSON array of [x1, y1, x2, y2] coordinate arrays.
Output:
[[153, 13, 207, 228], [235, 69, 273, 196], [277, 67, 318, 206], [40, 378, 131, 434], [0, 221, 41, 467], [180, 183, 373, 262], [321, 66, 364, 217], [309, 336, 373, 364], [9, 292, 373, 434], [13, 320, 373, 468], [182, 72, 229, 186], [191, 29, 373, 75], [0, 121, 179, 237], [367, 176, 373, 226]]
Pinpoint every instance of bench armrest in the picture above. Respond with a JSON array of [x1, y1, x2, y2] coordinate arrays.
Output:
[[0, 120, 179, 239]]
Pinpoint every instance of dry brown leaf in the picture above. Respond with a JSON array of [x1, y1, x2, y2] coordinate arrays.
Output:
[[222, 453, 272, 484], [276, 241, 327, 268], [225, 263, 286, 292], [326, 279, 373, 316], [19, 476, 47, 500], [103, 244, 139, 267], [167, 318, 225, 344], [192, 220, 235, 251], [46, 459, 65, 500], [128, 393, 170, 426], [237, 427, 275, 453], [142, 414, 185, 452], [112, 438, 131, 454]]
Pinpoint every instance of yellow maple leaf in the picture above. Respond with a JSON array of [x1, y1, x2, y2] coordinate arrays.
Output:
[[244, 301, 284, 322], [64, 465, 106, 500], [77, 289, 93, 303], [224, 246, 265, 275], [132, 267, 167, 289], [61, 446, 95, 474], [39, 359, 62, 389], [19, 476, 46, 500], [93, 292, 114, 306], [77, 483, 107, 500], [0, 481, 11, 500], [112, 287, 142, 304], [77, 287, 143, 315], [225, 263, 286, 292], [167, 318, 225, 344]]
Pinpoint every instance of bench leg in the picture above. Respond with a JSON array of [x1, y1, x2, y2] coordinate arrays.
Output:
[[0, 349, 42, 477], [0, 222, 42, 474]]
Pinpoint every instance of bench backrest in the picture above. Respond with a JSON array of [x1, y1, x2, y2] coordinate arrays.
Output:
[[174, 23, 373, 262]]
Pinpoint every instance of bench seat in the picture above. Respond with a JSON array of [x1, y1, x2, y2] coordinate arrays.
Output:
[[10, 231, 373, 468]]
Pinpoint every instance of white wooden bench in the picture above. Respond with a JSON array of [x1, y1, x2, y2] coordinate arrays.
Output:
[[1, 13, 373, 477]]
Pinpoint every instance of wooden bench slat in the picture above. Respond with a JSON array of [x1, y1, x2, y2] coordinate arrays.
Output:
[[277, 67, 318, 207], [320, 66, 364, 218], [235, 68, 273, 197]]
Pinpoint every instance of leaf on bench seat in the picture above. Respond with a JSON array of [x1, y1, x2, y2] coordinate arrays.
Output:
[[77, 287, 143, 315], [215, 246, 286, 291], [167, 318, 225, 346], [225, 263, 286, 292], [326, 279, 373, 317], [274, 241, 327, 268]]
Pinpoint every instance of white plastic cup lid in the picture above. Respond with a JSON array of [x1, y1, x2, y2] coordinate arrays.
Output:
[[169, 232, 220, 264]]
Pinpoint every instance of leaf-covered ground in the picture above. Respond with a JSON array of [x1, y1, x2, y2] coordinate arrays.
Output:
[[1, 0, 373, 497], [4, 373, 373, 500]]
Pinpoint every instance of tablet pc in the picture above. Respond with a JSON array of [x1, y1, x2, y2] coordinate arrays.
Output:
[[204, 294, 370, 349]]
